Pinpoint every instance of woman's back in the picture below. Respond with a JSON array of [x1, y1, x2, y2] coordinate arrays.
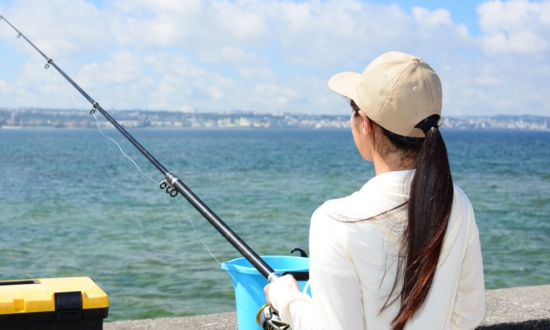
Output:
[[306, 170, 484, 329]]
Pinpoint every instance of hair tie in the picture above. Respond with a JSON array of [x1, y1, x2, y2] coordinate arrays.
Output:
[[415, 115, 439, 135]]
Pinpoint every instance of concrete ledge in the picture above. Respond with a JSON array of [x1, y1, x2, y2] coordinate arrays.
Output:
[[105, 284, 550, 329], [476, 285, 550, 329], [104, 312, 237, 330]]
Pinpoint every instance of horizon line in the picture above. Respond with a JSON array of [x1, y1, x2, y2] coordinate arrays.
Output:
[[1, 107, 549, 119]]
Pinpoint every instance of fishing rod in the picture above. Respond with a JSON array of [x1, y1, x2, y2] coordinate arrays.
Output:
[[0, 15, 281, 283]]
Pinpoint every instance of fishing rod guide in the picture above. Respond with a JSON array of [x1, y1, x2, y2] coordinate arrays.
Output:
[[0, 14, 281, 282]]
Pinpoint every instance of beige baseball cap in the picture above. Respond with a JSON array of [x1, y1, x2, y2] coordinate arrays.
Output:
[[328, 51, 442, 138]]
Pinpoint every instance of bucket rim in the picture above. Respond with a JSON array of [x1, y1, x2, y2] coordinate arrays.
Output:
[[221, 255, 309, 275]]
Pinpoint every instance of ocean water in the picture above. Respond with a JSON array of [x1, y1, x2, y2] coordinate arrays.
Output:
[[0, 127, 549, 321]]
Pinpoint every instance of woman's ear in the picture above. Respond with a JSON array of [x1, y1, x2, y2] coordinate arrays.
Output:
[[357, 110, 371, 135]]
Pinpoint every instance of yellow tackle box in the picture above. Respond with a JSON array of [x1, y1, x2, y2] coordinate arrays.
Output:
[[0, 277, 108, 329]]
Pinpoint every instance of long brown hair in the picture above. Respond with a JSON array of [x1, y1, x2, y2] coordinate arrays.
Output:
[[351, 100, 454, 330]]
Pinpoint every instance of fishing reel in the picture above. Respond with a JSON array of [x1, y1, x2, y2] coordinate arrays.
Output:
[[159, 180, 178, 198], [256, 304, 291, 330]]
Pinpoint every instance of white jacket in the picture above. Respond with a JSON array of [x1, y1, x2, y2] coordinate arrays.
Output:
[[269, 170, 485, 330]]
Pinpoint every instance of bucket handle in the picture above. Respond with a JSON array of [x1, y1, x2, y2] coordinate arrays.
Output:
[[290, 248, 308, 258]]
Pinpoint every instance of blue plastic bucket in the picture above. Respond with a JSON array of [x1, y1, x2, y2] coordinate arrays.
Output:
[[221, 256, 311, 330]]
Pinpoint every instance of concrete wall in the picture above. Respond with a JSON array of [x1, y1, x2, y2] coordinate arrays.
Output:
[[105, 284, 550, 330]]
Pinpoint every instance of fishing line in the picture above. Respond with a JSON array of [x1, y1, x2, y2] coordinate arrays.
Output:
[[91, 113, 232, 276], [62, 76, 249, 286], [67, 91, 79, 108], [52, 74, 83, 112], [81, 89, 231, 277], [175, 197, 222, 265], [59, 73, 230, 271], [58, 67, 231, 270], [48, 55, 228, 272], [91, 111, 234, 279], [93, 106, 234, 278], [1, 14, 281, 282], [91, 113, 160, 185], [303, 279, 311, 294], [50, 63, 159, 186], [174, 196, 238, 283]]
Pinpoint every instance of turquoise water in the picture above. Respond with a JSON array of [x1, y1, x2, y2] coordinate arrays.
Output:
[[1, 128, 549, 321]]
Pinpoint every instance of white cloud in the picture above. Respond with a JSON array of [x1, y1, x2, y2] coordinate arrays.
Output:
[[197, 47, 265, 67], [100, 0, 473, 67], [478, 0, 550, 54], [413, 7, 453, 27], [0, 80, 9, 94], [412, 7, 471, 41], [0, 0, 549, 116], [111, 0, 270, 50], [238, 67, 277, 81], [0, 0, 110, 59]]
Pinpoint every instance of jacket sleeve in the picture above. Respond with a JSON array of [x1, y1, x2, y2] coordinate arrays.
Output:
[[451, 207, 486, 329], [269, 206, 365, 330]]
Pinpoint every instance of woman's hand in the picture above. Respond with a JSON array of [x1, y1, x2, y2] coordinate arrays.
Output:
[[264, 274, 300, 311]]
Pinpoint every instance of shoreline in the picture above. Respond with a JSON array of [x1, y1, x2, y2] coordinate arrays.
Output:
[[1, 125, 550, 132], [104, 284, 550, 330]]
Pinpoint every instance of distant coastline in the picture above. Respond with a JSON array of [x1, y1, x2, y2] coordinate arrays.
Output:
[[0, 108, 548, 131]]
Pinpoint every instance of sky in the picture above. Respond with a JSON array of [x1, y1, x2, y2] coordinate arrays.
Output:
[[0, 0, 549, 116]]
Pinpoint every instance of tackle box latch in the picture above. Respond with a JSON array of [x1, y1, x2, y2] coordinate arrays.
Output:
[[55, 291, 82, 322]]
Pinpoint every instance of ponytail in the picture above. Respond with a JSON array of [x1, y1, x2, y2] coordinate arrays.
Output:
[[391, 115, 454, 330], [349, 100, 454, 329]]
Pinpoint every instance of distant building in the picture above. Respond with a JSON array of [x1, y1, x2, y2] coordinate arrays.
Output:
[[239, 117, 251, 127], [0, 107, 548, 131], [6, 112, 19, 126]]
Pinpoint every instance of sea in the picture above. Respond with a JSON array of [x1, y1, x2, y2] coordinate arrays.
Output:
[[1, 127, 549, 321]]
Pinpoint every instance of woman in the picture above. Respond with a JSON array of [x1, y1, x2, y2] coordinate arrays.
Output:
[[264, 52, 485, 330]]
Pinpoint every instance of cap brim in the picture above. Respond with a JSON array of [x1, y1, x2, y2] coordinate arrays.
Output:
[[328, 72, 361, 101]]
